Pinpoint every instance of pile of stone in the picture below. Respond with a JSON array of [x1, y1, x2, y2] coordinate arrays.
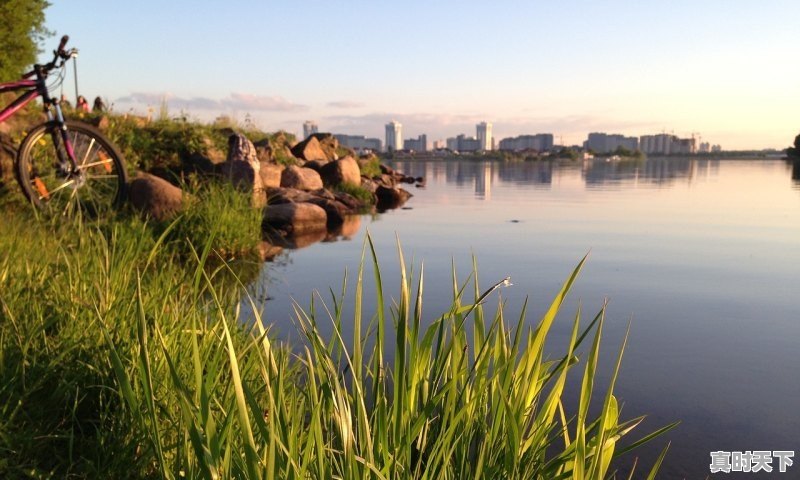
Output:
[[129, 132, 420, 248]]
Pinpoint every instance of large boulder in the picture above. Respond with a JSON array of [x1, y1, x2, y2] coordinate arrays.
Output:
[[220, 133, 265, 206], [259, 162, 283, 188], [129, 172, 183, 221], [262, 202, 327, 236], [280, 166, 323, 191], [375, 185, 412, 211], [290, 136, 327, 162], [309, 133, 340, 161], [319, 156, 361, 187]]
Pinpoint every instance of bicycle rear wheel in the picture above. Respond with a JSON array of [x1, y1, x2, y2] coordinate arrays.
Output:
[[16, 120, 128, 216]]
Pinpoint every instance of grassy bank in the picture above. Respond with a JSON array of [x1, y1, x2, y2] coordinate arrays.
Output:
[[0, 202, 674, 478]]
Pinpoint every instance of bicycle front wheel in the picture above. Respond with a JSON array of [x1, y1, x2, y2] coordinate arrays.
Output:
[[16, 120, 128, 216]]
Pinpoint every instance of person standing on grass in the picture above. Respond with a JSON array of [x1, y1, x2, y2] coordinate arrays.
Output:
[[92, 96, 106, 113], [76, 95, 90, 113]]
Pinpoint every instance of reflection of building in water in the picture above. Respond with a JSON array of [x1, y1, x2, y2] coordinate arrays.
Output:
[[475, 162, 494, 199], [496, 161, 553, 186], [791, 160, 800, 186], [583, 158, 718, 186]]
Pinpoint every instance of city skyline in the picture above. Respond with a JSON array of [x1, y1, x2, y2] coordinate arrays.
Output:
[[41, 1, 800, 150]]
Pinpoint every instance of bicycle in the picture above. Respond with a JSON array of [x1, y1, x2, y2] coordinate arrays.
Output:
[[0, 35, 128, 216]]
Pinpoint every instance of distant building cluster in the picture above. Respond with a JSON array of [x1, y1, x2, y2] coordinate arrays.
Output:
[[585, 133, 639, 153], [299, 120, 721, 156], [303, 121, 318, 139], [499, 134, 554, 152], [639, 134, 695, 155], [334, 134, 382, 152], [404, 134, 427, 152]]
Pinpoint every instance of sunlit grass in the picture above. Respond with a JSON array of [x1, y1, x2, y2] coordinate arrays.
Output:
[[0, 212, 675, 478]]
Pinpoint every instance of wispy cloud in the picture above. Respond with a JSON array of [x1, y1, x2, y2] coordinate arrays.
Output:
[[115, 92, 308, 112], [326, 100, 365, 109]]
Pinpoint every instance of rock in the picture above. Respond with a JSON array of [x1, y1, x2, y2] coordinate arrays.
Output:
[[303, 159, 328, 172], [375, 185, 412, 211], [309, 133, 340, 161], [319, 156, 361, 187], [280, 166, 323, 191], [306, 197, 348, 228], [265, 187, 317, 205], [377, 173, 396, 187], [129, 172, 183, 221], [258, 241, 284, 262], [262, 202, 327, 236], [360, 177, 378, 194], [333, 190, 369, 211], [290, 136, 327, 162], [221, 133, 265, 206], [259, 162, 283, 188], [379, 164, 394, 175]]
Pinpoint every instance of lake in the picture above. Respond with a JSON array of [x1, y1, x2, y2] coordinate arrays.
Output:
[[247, 157, 800, 478]]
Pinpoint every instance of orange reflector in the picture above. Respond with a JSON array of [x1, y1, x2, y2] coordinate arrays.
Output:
[[33, 177, 50, 200], [99, 151, 112, 172]]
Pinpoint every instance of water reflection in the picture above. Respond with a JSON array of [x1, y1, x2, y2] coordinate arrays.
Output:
[[790, 159, 800, 186], [391, 157, 724, 193]]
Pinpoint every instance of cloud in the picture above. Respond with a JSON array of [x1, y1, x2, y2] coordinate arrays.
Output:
[[115, 92, 307, 112], [326, 100, 365, 109]]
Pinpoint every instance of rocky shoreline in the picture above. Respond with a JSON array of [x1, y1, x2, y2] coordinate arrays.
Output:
[[128, 132, 422, 260]]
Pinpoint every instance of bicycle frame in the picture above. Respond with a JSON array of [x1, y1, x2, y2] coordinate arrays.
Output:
[[0, 71, 78, 170]]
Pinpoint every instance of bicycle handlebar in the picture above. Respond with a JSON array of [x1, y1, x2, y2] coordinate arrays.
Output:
[[57, 35, 69, 55]]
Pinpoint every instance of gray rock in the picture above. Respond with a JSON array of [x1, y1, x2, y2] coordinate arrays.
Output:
[[129, 172, 183, 221], [221, 134, 265, 206]]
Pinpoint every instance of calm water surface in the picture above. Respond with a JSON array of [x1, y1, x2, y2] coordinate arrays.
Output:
[[248, 158, 800, 478]]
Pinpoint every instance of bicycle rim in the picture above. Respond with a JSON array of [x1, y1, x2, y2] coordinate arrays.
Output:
[[19, 123, 126, 217]]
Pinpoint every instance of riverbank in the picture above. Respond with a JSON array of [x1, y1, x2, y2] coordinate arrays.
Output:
[[0, 205, 674, 477]]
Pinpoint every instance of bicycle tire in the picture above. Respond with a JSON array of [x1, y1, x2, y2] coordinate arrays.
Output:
[[15, 120, 129, 216]]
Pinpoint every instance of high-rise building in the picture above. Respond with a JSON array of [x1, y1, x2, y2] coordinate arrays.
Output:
[[303, 121, 318, 139], [403, 134, 427, 152], [477, 122, 492, 151], [385, 120, 402, 152]]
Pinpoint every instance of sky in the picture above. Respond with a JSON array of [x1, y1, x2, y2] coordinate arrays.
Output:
[[42, 0, 800, 150]]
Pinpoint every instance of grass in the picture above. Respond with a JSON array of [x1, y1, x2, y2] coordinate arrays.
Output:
[[161, 178, 263, 258], [336, 181, 377, 206], [0, 208, 675, 478]]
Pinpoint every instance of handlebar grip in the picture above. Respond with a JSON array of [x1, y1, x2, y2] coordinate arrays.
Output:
[[57, 35, 69, 53]]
